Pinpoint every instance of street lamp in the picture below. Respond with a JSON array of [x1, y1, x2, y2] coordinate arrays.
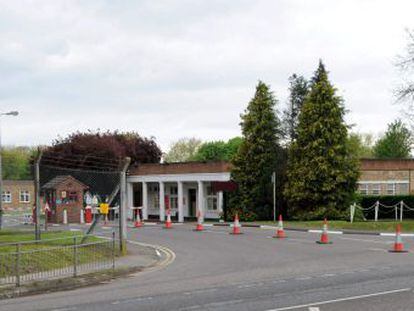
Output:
[[0, 111, 19, 229]]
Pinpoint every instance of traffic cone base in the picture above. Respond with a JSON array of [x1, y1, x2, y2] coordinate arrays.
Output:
[[273, 229, 286, 239], [134, 221, 143, 228], [193, 224, 204, 232], [230, 213, 243, 235]]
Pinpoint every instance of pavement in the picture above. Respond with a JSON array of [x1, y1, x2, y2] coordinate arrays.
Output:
[[2, 222, 414, 310]]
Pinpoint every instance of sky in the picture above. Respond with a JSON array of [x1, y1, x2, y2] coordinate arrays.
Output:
[[1, 0, 413, 152]]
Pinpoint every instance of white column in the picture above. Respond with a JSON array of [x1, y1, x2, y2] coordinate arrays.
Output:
[[127, 182, 134, 221], [178, 181, 184, 222], [218, 191, 224, 214], [159, 181, 165, 221], [197, 181, 204, 222], [142, 182, 148, 220]]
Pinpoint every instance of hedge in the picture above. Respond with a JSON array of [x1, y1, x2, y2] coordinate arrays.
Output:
[[357, 195, 414, 220]]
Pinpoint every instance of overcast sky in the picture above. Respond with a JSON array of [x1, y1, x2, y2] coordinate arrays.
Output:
[[1, 0, 413, 151]]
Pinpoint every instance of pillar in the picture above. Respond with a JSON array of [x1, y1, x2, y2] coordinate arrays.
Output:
[[127, 182, 134, 220], [197, 181, 204, 222], [159, 181, 165, 221], [142, 182, 148, 220], [218, 191, 224, 214], [178, 181, 184, 222]]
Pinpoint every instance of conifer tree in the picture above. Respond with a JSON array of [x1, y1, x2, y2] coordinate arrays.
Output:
[[282, 74, 309, 144], [231, 81, 282, 220], [284, 61, 359, 220]]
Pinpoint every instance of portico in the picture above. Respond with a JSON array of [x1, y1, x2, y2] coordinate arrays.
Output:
[[127, 162, 231, 222]]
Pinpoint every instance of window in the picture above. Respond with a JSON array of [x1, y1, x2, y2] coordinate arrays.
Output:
[[2, 191, 11, 203], [371, 184, 381, 195], [169, 186, 178, 209], [206, 186, 218, 211], [358, 184, 368, 195], [386, 183, 396, 195], [20, 190, 30, 203], [398, 183, 409, 195]]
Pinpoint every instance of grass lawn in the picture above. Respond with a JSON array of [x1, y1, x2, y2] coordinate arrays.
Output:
[[255, 219, 414, 232], [0, 230, 111, 279]]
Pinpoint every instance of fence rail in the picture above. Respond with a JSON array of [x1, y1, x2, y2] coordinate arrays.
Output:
[[0, 234, 116, 287]]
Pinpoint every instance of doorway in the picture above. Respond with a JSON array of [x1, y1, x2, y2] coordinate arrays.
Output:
[[188, 189, 197, 217]]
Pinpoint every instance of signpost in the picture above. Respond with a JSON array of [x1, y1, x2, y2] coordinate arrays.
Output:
[[272, 171, 276, 222]]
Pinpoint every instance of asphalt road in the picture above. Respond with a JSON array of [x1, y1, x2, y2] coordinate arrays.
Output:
[[2, 223, 414, 311]]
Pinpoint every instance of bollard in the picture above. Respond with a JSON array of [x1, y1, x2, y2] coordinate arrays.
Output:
[[80, 209, 85, 224], [63, 209, 68, 225]]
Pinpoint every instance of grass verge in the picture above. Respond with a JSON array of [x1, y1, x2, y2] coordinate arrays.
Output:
[[256, 219, 414, 232]]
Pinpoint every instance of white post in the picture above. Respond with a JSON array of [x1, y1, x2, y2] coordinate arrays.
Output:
[[142, 182, 148, 220], [400, 200, 404, 222], [159, 181, 165, 221], [350, 203, 355, 223], [198, 181, 204, 222], [374, 201, 379, 222], [395, 203, 398, 221], [63, 209, 68, 225], [80, 209, 84, 224], [178, 181, 184, 222]]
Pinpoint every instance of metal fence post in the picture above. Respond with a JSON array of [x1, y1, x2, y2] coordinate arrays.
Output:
[[15, 243, 20, 287], [112, 231, 116, 270], [73, 237, 77, 277]]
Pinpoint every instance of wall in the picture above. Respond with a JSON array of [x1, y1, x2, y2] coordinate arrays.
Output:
[[2, 180, 34, 211]]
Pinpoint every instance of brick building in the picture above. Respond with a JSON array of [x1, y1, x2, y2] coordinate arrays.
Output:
[[1, 180, 34, 212], [42, 175, 89, 223], [127, 161, 232, 222], [358, 159, 414, 196]]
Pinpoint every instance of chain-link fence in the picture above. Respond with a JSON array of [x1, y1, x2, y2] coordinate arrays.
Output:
[[0, 234, 116, 287]]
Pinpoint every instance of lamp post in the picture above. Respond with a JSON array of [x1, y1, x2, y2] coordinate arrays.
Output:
[[0, 111, 19, 230]]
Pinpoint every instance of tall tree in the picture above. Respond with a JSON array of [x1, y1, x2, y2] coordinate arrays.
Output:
[[43, 130, 162, 169], [2, 146, 35, 180], [284, 61, 359, 220], [164, 137, 202, 163], [231, 81, 282, 220], [373, 120, 412, 158], [347, 133, 374, 159], [282, 74, 309, 144], [396, 29, 414, 129], [193, 137, 243, 162]]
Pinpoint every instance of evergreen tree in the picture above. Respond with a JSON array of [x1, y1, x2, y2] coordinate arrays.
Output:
[[373, 120, 412, 158], [231, 81, 282, 220], [282, 74, 309, 144], [284, 61, 359, 220]]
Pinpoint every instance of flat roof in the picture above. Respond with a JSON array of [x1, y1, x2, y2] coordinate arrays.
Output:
[[360, 158, 414, 170], [129, 161, 232, 176]]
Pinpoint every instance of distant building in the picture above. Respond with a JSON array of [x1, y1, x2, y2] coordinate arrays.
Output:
[[1, 180, 34, 211], [358, 159, 414, 196]]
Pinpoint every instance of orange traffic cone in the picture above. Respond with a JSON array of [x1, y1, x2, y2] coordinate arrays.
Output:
[[230, 213, 242, 235], [134, 210, 143, 228], [273, 215, 286, 238], [316, 218, 332, 244], [164, 210, 173, 229], [194, 210, 204, 232], [389, 224, 408, 253]]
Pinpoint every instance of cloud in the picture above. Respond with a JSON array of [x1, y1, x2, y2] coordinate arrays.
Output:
[[0, 0, 413, 150]]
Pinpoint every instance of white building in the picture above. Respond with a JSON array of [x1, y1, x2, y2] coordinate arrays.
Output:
[[127, 161, 233, 222]]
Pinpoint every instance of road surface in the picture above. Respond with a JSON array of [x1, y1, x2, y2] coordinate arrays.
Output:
[[2, 223, 414, 310]]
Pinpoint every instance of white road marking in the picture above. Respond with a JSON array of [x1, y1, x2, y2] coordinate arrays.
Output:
[[155, 250, 161, 257], [320, 273, 336, 278], [309, 308, 320, 311], [295, 276, 312, 281], [266, 288, 411, 311], [368, 247, 388, 252]]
